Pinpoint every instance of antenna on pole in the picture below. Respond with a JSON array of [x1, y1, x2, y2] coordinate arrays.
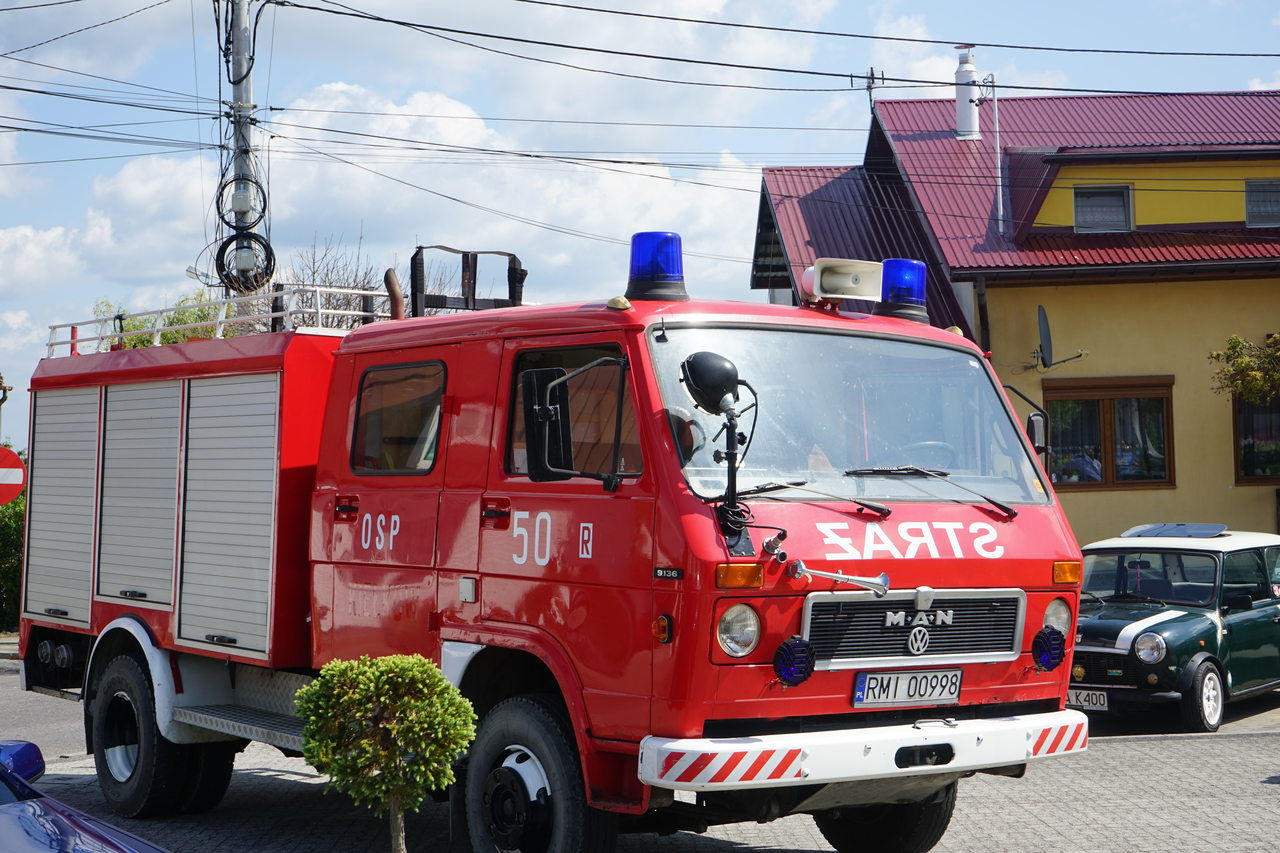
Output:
[[213, 0, 275, 295]]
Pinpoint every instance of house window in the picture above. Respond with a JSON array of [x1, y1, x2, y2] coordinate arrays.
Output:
[[1245, 181, 1280, 227], [1234, 396, 1280, 482], [1043, 376, 1173, 489], [1074, 186, 1132, 233]]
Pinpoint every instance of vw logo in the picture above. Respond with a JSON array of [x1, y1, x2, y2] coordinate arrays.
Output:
[[907, 626, 930, 655]]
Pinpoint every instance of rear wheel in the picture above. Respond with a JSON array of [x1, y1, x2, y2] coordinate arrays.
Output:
[[464, 695, 617, 853], [91, 655, 190, 817], [813, 782, 957, 853], [1180, 661, 1224, 733], [179, 741, 239, 813]]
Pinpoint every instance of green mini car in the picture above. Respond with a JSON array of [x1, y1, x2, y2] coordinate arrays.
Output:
[[1068, 523, 1280, 732]]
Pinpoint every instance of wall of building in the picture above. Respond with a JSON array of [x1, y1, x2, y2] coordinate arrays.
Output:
[[988, 277, 1280, 546], [1035, 160, 1280, 228]]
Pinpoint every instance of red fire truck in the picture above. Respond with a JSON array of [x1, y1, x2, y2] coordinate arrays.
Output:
[[19, 233, 1086, 853]]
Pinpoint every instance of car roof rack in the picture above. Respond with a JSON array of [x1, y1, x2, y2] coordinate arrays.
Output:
[[1120, 522, 1228, 538]]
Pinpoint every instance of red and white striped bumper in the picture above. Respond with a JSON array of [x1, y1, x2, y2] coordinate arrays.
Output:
[[638, 709, 1087, 791]]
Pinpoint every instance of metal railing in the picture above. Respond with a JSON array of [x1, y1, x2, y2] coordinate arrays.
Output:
[[46, 286, 391, 357]]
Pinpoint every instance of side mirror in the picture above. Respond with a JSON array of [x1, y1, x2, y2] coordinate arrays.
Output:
[[1223, 592, 1254, 612], [1025, 411, 1048, 454], [0, 740, 46, 784], [521, 368, 574, 482], [681, 352, 739, 414]]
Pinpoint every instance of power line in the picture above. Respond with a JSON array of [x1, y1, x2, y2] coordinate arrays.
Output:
[[1, 0, 175, 57], [515, 0, 1280, 59], [268, 1, 1280, 98], [272, 133, 750, 262], [267, 106, 865, 134], [0, 0, 90, 11]]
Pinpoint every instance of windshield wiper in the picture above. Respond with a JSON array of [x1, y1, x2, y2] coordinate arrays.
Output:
[[734, 480, 809, 498], [1105, 591, 1162, 604], [1081, 590, 1106, 605], [843, 465, 1018, 521], [733, 480, 891, 518]]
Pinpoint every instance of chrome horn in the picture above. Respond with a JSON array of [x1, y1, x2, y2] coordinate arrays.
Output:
[[786, 560, 889, 597]]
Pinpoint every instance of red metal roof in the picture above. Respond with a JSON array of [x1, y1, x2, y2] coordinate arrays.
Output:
[[874, 92, 1280, 273], [758, 166, 970, 332]]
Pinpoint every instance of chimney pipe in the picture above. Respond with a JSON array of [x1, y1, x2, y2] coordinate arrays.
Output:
[[955, 45, 981, 141]]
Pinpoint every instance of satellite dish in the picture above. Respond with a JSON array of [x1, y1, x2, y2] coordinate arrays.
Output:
[[1033, 305, 1085, 369], [1036, 305, 1053, 369]]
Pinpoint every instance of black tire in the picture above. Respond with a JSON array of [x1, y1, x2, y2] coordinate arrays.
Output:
[[1180, 661, 1224, 733], [91, 655, 190, 818], [178, 741, 239, 813], [465, 696, 617, 853], [813, 782, 958, 853]]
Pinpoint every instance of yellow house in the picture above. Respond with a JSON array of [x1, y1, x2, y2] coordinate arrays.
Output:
[[751, 73, 1280, 545]]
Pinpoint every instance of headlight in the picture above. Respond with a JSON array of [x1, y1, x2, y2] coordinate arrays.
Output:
[[717, 604, 760, 657], [1134, 632, 1166, 663], [1043, 598, 1072, 634]]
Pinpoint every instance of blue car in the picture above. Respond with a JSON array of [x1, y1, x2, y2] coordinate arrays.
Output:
[[0, 740, 170, 853]]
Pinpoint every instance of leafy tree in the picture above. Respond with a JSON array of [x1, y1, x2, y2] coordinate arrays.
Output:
[[1208, 334, 1280, 404], [295, 654, 475, 853], [0, 444, 25, 631], [93, 289, 228, 348]]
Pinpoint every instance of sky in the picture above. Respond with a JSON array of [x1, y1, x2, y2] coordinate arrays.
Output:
[[1, 0, 1278, 447]]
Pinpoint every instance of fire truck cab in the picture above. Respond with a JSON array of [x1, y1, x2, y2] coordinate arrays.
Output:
[[20, 233, 1086, 853]]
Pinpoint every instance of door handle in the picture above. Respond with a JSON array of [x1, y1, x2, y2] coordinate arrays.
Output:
[[481, 498, 511, 529], [335, 495, 359, 520]]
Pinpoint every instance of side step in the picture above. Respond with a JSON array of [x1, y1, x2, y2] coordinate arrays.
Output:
[[172, 704, 305, 752], [29, 685, 82, 703]]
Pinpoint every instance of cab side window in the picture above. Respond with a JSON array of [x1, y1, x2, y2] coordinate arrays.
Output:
[[1222, 550, 1272, 603], [507, 345, 643, 477], [351, 362, 446, 474]]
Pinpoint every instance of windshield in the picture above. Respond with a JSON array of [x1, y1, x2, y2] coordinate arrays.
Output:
[[1082, 550, 1218, 607], [649, 324, 1048, 505]]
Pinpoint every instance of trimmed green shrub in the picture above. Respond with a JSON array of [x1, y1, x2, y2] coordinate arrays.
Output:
[[295, 654, 475, 853]]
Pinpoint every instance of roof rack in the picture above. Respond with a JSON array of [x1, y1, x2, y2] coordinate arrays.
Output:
[[46, 285, 391, 357]]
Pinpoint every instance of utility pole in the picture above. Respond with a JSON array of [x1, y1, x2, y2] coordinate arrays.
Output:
[[215, 0, 274, 294]]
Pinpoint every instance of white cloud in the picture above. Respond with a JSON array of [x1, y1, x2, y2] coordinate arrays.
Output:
[[0, 311, 40, 354], [0, 225, 85, 296], [1248, 72, 1280, 90]]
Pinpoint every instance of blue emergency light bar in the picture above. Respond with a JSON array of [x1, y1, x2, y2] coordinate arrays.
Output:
[[874, 258, 929, 323], [625, 231, 689, 302]]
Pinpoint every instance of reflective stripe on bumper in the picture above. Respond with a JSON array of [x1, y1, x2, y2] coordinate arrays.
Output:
[[638, 709, 1088, 791]]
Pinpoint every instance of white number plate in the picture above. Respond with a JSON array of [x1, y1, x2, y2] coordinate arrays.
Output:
[[853, 669, 962, 707], [1066, 688, 1108, 711]]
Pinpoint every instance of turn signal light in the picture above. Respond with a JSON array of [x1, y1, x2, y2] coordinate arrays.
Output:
[[716, 563, 764, 589], [1053, 561, 1081, 584], [652, 614, 673, 644]]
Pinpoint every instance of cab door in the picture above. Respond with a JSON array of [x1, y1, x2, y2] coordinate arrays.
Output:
[[477, 335, 657, 743], [1219, 549, 1280, 692], [312, 347, 456, 664]]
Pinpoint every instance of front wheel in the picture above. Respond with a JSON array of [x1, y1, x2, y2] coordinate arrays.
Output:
[[813, 782, 957, 853], [464, 696, 617, 853], [90, 655, 190, 818], [1180, 661, 1224, 733]]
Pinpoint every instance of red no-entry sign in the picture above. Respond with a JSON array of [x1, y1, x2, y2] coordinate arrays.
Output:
[[0, 446, 26, 505]]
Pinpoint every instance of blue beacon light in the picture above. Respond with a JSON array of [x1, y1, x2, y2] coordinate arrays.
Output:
[[875, 257, 929, 323], [625, 231, 689, 302]]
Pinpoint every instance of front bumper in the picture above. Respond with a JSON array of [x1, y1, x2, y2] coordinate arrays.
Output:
[[638, 709, 1087, 791]]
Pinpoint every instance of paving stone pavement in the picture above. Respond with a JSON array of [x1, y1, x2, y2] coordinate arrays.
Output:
[[28, 730, 1280, 853]]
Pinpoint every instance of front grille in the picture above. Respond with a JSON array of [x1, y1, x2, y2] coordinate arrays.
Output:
[[1071, 650, 1140, 686], [804, 591, 1023, 667]]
